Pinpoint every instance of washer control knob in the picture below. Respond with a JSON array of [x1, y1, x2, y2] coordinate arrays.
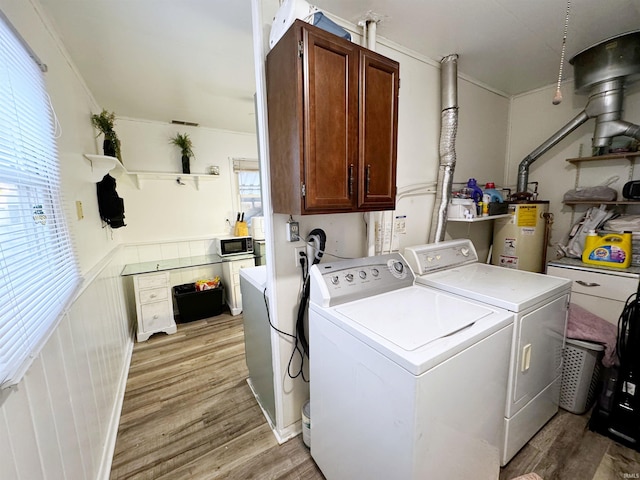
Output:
[[387, 259, 406, 278], [359, 270, 367, 279], [345, 273, 354, 282], [461, 247, 470, 257], [331, 275, 339, 285], [371, 268, 380, 277]]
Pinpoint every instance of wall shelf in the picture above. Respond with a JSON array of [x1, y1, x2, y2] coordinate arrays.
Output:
[[563, 200, 640, 206], [564, 152, 640, 223], [126, 171, 220, 190], [566, 152, 640, 164], [84, 154, 127, 182], [447, 213, 510, 223], [84, 154, 220, 189]]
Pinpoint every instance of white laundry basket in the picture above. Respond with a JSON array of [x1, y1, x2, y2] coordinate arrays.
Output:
[[560, 338, 604, 414]]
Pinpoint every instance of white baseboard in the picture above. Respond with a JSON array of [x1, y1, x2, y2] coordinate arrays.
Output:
[[246, 378, 301, 445], [97, 339, 134, 480]]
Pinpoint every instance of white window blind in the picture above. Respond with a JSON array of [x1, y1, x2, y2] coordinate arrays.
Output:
[[0, 13, 80, 388], [231, 158, 262, 225]]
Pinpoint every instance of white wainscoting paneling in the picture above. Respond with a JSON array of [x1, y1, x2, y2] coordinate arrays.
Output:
[[0, 247, 133, 480]]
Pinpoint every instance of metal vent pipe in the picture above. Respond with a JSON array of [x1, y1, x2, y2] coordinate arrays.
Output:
[[429, 54, 459, 243], [516, 30, 640, 195]]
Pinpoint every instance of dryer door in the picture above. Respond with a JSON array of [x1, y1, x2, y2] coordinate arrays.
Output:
[[508, 294, 569, 417]]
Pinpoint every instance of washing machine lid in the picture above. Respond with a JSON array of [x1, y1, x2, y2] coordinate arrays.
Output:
[[416, 263, 571, 312], [326, 285, 512, 375]]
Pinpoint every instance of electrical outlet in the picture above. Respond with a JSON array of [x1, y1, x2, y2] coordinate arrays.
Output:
[[294, 246, 306, 268]]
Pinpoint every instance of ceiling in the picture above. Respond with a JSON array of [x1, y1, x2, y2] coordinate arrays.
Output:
[[37, 0, 640, 134]]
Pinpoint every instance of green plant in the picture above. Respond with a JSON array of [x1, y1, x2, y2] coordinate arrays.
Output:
[[91, 109, 121, 161], [170, 132, 194, 158], [91, 109, 117, 138]]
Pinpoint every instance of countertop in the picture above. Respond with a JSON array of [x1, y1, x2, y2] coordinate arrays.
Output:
[[121, 253, 256, 276], [547, 256, 640, 278]]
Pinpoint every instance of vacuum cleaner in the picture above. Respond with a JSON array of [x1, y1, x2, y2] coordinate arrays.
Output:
[[589, 280, 640, 449]]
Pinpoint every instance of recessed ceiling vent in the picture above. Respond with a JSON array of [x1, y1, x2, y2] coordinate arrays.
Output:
[[171, 120, 199, 127], [516, 30, 640, 195]]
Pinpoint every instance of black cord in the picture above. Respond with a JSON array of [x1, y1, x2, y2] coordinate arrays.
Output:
[[262, 265, 310, 383], [259, 228, 329, 383], [299, 238, 354, 261]]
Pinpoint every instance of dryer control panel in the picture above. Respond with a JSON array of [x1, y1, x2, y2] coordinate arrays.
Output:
[[309, 253, 414, 307], [404, 239, 479, 275]]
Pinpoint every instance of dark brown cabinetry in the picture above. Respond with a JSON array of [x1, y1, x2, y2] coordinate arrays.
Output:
[[266, 20, 399, 215]]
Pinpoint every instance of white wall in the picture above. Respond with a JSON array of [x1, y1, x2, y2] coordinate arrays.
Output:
[[0, 2, 133, 479], [254, 0, 511, 436], [114, 118, 258, 243], [507, 82, 640, 261], [1, 0, 120, 272]]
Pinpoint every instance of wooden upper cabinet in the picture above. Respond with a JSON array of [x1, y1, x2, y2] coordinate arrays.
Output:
[[358, 51, 399, 210], [266, 20, 399, 215]]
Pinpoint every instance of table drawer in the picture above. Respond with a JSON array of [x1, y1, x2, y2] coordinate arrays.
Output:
[[138, 287, 168, 304], [137, 272, 169, 289], [140, 301, 172, 332], [230, 258, 255, 275], [547, 266, 636, 303]]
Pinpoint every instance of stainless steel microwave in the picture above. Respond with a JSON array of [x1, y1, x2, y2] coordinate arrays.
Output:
[[216, 236, 253, 256]]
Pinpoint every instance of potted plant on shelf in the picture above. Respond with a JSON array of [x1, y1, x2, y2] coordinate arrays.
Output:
[[170, 132, 194, 174], [91, 109, 122, 163]]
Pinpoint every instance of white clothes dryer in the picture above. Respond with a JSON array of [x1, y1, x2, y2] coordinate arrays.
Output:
[[404, 239, 571, 465], [308, 253, 513, 480]]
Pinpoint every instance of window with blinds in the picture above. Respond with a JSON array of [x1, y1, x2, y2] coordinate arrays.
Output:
[[0, 12, 80, 389], [232, 158, 262, 226]]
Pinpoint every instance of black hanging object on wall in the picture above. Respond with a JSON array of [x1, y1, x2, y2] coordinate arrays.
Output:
[[96, 174, 126, 228], [297, 228, 327, 359]]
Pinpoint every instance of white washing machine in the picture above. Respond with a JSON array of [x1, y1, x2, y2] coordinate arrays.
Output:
[[404, 239, 571, 465], [308, 253, 514, 480]]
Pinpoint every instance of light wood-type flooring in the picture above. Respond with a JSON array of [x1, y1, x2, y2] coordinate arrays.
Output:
[[111, 312, 640, 480]]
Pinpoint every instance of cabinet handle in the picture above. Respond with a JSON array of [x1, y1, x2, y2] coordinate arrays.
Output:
[[576, 280, 601, 287], [153, 314, 159, 319], [150, 294, 157, 298], [366, 164, 371, 194], [348, 164, 354, 198]]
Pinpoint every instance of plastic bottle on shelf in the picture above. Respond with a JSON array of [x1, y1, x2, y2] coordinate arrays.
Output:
[[483, 182, 504, 203], [482, 194, 491, 216], [582, 230, 632, 268], [466, 178, 483, 203]]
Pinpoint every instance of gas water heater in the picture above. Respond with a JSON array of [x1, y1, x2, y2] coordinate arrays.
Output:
[[491, 201, 550, 273]]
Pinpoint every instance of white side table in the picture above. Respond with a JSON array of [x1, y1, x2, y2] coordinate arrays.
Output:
[[133, 271, 177, 341]]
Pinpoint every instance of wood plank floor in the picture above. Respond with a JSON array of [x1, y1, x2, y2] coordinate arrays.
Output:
[[111, 312, 640, 480]]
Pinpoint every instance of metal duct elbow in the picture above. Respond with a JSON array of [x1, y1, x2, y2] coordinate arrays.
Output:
[[429, 54, 459, 243], [516, 30, 640, 196], [516, 110, 589, 193]]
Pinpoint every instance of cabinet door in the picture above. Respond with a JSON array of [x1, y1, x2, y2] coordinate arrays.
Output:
[[302, 26, 359, 213], [358, 51, 399, 210]]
